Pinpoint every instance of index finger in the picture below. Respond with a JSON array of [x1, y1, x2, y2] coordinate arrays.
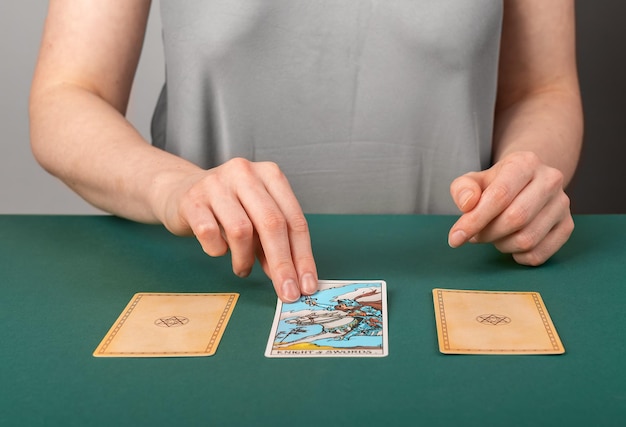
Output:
[[260, 163, 318, 296], [238, 162, 317, 301], [448, 161, 533, 247]]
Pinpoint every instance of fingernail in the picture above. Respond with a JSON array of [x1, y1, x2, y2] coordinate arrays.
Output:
[[281, 279, 300, 303], [459, 190, 474, 210], [236, 268, 251, 278], [448, 230, 467, 248], [301, 273, 318, 295]]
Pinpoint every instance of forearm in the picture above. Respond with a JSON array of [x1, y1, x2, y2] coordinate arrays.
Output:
[[29, 83, 202, 223], [492, 87, 583, 186]]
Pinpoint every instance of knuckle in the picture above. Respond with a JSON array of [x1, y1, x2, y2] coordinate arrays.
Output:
[[558, 191, 571, 211], [260, 160, 280, 172], [203, 244, 228, 258], [501, 152, 538, 180], [195, 228, 228, 258], [261, 211, 287, 233], [270, 259, 296, 278], [223, 158, 255, 182], [226, 157, 253, 170], [514, 251, 547, 267], [507, 151, 540, 168], [232, 256, 255, 276], [180, 185, 204, 209], [518, 151, 540, 165], [512, 230, 538, 253], [296, 255, 316, 271], [544, 168, 565, 191], [260, 161, 286, 181], [503, 206, 530, 230], [180, 179, 218, 211], [226, 219, 254, 241], [553, 215, 575, 244], [288, 213, 309, 234], [194, 220, 221, 241], [486, 182, 512, 205], [563, 215, 575, 235]]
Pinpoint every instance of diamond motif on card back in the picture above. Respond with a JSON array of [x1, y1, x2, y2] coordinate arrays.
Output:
[[476, 314, 511, 326], [154, 316, 189, 327]]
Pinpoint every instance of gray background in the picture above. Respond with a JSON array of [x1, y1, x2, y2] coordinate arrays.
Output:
[[1, 2, 623, 215]]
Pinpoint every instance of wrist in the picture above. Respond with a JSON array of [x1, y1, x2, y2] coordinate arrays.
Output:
[[147, 161, 204, 233]]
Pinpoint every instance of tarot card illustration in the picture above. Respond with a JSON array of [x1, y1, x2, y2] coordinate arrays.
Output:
[[265, 280, 388, 357]]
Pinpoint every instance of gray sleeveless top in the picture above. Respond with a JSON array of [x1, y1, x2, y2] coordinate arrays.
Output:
[[152, 1, 503, 214]]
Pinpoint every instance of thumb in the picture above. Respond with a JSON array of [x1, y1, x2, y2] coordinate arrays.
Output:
[[449, 173, 484, 213]]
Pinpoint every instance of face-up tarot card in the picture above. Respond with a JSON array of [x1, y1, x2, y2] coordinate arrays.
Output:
[[265, 280, 388, 357]]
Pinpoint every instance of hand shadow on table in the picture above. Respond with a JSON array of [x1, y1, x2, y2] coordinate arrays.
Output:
[[455, 219, 604, 273], [311, 223, 599, 283]]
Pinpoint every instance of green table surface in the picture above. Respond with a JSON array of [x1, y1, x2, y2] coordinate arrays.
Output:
[[1, 215, 625, 426]]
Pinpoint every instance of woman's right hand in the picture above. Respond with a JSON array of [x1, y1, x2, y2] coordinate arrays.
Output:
[[156, 158, 319, 302]]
